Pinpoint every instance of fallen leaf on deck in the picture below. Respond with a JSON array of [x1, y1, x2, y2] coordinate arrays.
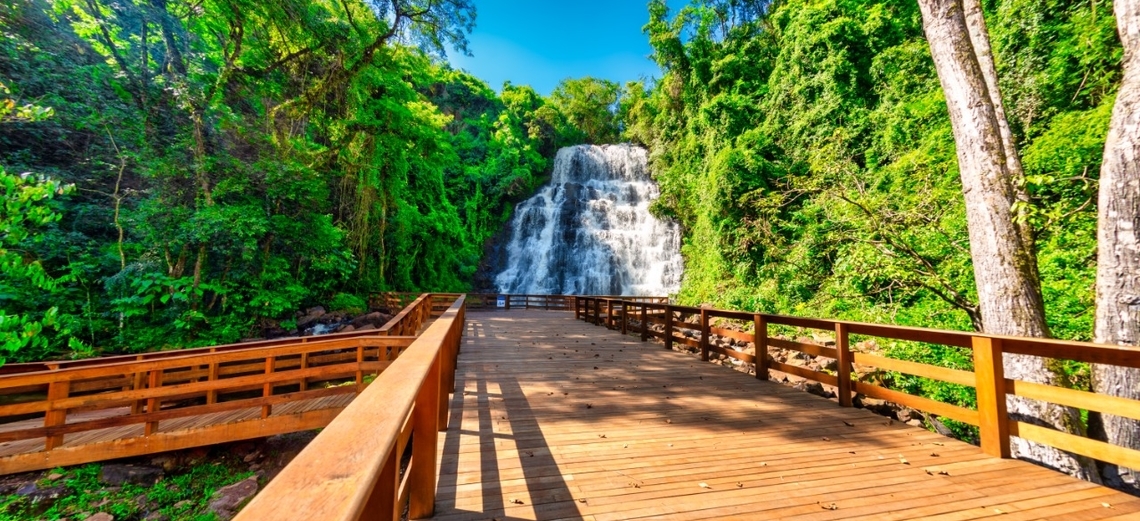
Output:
[[699, 482, 711, 489], [736, 482, 744, 488], [820, 502, 838, 510], [843, 421, 854, 427], [822, 437, 830, 441], [510, 499, 524, 505], [898, 455, 909, 464], [930, 453, 940, 457]]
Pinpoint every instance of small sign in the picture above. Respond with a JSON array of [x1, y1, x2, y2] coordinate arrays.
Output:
[[497, 295, 506, 308]]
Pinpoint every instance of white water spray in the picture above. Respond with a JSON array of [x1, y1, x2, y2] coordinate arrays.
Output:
[[494, 144, 683, 296]]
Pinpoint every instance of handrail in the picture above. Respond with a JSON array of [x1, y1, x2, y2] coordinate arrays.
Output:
[[574, 295, 1140, 472], [0, 293, 436, 375], [0, 294, 438, 475], [235, 295, 465, 521]]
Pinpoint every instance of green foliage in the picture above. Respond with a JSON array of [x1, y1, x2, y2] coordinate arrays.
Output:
[[328, 293, 367, 315], [0, 462, 252, 520], [549, 77, 622, 145], [638, 0, 1115, 340], [0, 0, 571, 361], [632, 0, 1116, 432]]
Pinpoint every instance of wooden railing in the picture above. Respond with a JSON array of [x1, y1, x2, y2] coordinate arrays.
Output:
[[0, 293, 436, 376], [235, 295, 466, 521], [0, 294, 439, 474], [575, 296, 1140, 473]]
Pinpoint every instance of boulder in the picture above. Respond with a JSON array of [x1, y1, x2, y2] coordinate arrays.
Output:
[[16, 482, 66, 505], [793, 381, 828, 398], [335, 324, 356, 334], [87, 514, 114, 521], [207, 476, 259, 520], [99, 464, 164, 486], [351, 311, 387, 329], [296, 306, 327, 329], [928, 416, 955, 437]]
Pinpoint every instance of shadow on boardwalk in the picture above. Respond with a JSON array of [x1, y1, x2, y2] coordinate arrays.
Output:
[[427, 310, 1140, 521]]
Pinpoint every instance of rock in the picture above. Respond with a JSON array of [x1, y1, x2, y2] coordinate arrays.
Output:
[[356, 324, 376, 332], [99, 464, 164, 486], [928, 416, 955, 437], [335, 324, 356, 334], [819, 357, 838, 371], [296, 306, 327, 329], [906, 419, 924, 428], [173, 500, 192, 510], [87, 514, 114, 521], [144, 513, 169, 521], [207, 476, 259, 520], [794, 381, 827, 398], [896, 408, 914, 423], [242, 451, 260, 463], [18, 483, 66, 505], [46, 472, 63, 481], [854, 396, 894, 416]]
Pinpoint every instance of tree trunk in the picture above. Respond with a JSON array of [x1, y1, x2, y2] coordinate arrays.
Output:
[[961, 0, 1036, 256], [1091, 0, 1140, 492], [917, 0, 1094, 479]]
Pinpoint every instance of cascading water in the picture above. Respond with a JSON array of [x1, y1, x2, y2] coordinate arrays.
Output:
[[493, 144, 683, 296]]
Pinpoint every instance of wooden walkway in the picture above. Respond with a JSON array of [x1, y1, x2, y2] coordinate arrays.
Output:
[[432, 310, 1140, 520]]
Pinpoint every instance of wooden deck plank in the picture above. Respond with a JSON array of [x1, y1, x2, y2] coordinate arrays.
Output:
[[428, 310, 1139, 521]]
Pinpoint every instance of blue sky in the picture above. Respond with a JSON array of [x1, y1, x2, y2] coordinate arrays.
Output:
[[447, 1, 669, 95]]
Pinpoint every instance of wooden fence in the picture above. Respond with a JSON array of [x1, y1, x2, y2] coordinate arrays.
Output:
[[235, 295, 466, 520], [0, 293, 440, 474], [575, 296, 1140, 472]]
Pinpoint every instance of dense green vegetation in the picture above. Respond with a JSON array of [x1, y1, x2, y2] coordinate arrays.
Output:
[[628, 0, 1114, 331], [0, 0, 597, 361], [631, 0, 1115, 338], [0, 0, 1123, 382]]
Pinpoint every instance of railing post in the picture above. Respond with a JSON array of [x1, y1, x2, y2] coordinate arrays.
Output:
[[699, 308, 710, 362], [208, 348, 220, 403], [594, 299, 601, 326], [972, 336, 1011, 458], [574, 297, 580, 320], [44, 380, 70, 450], [298, 352, 308, 392], [754, 314, 769, 380], [640, 304, 648, 342], [131, 355, 145, 414], [620, 301, 628, 335], [835, 323, 853, 407], [606, 299, 614, 329], [363, 446, 399, 521], [505, 294, 511, 311], [664, 305, 674, 351], [262, 356, 275, 419], [408, 351, 441, 518], [145, 369, 161, 435], [355, 344, 365, 392]]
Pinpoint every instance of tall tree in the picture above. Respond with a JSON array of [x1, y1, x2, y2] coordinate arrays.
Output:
[[1091, 0, 1140, 491], [917, 0, 1093, 477]]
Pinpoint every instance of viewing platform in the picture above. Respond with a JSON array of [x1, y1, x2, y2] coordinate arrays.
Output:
[[432, 310, 1138, 520], [1, 294, 1139, 520]]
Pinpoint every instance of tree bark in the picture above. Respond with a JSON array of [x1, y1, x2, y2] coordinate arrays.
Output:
[[1091, 0, 1140, 492], [917, 0, 1095, 479], [961, 0, 1036, 256]]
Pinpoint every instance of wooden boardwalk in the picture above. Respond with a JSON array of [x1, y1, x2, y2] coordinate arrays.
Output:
[[432, 310, 1140, 521]]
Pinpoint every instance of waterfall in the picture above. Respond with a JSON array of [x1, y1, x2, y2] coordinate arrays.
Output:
[[493, 144, 683, 296]]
